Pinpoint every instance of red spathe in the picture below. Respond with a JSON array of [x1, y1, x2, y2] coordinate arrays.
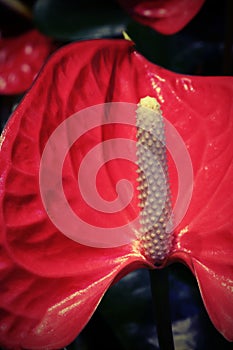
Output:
[[0, 39, 232, 349], [118, 0, 206, 34]]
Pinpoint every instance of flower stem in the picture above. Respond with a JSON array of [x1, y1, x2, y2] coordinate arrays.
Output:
[[149, 267, 175, 350]]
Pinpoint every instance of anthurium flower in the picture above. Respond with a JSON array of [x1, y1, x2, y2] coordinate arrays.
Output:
[[0, 39, 232, 349], [118, 0, 206, 34], [0, 29, 53, 95]]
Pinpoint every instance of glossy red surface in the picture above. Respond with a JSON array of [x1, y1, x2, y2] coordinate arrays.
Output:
[[0, 30, 53, 95], [118, 0, 206, 34], [0, 39, 232, 348]]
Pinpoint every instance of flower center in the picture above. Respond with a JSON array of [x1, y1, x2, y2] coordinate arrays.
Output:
[[136, 96, 173, 262]]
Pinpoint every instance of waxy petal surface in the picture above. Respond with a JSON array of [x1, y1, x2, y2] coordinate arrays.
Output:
[[0, 39, 232, 347], [0, 30, 53, 95], [0, 243, 146, 349], [118, 0, 206, 34], [145, 65, 233, 339]]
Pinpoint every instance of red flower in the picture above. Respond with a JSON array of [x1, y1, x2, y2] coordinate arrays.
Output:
[[0, 30, 53, 95], [0, 39, 232, 349], [118, 0, 206, 34]]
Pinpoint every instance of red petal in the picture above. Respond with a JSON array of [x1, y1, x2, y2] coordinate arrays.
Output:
[[0, 39, 155, 348], [0, 39, 232, 347], [118, 0, 205, 34], [0, 242, 147, 349], [133, 57, 233, 344], [167, 76, 233, 340], [193, 257, 233, 342], [0, 30, 53, 95]]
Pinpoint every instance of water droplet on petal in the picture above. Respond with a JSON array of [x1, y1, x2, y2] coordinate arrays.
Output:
[[0, 76, 6, 90], [8, 73, 16, 83], [24, 44, 33, 55], [158, 9, 167, 15], [21, 63, 31, 73]]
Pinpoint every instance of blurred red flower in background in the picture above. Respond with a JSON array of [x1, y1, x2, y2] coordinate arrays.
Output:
[[0, 29, 53, 95], [0, 38, 232, 349], [118, 0, 206, 34]]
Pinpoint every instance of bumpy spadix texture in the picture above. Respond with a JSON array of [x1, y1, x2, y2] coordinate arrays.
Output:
[[136, 96, 173, 261], [0, 39, 233, 349]]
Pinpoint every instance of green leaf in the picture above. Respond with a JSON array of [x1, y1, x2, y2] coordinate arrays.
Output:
[[33, 0, 130, 40]]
